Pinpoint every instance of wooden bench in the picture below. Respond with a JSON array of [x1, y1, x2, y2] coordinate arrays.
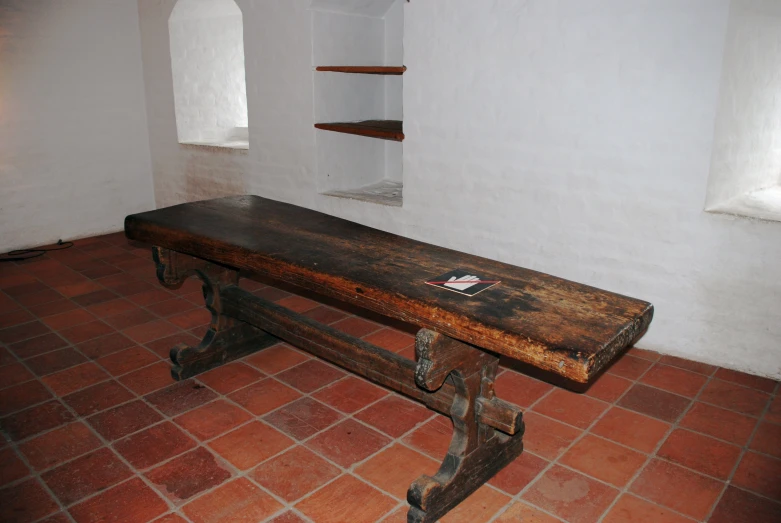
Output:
[[125, 195, 653, 522]]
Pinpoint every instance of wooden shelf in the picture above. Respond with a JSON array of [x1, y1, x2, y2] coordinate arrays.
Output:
[[316, 66, 406, 75], [315, 120, 404, 142]]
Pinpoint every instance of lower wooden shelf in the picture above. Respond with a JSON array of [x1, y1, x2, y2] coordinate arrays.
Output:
[[314, 120, 404, 142]]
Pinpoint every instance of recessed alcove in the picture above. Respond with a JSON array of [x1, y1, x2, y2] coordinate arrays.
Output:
[[311, 0, 404, 206], [169, 0, 249, 149]]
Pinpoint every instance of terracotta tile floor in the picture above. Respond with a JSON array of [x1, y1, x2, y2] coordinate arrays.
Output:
[[1, 232, 780, 523]]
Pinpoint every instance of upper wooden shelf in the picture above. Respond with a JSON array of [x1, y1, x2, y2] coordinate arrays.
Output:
[[316, 66, 406, 75], [315, 120, 404, 142]]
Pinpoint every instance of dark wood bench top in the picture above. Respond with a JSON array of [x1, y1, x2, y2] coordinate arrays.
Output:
[[125, 195, 653, 383]]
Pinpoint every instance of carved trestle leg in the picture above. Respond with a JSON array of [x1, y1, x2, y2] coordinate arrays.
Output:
[[408, 330, 525, 523], [153, 247, 277, 379]]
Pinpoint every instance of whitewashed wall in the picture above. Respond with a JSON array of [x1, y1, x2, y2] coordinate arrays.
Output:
[[169, 0, 248, 144], [0, 0, 154, 252], [137, 0, 781, 379]]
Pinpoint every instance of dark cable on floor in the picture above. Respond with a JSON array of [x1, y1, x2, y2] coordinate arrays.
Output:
[[0, 239, 74, 262]]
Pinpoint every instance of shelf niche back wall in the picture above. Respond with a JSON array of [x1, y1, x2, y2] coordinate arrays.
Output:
[[312, 0, 404, 205]]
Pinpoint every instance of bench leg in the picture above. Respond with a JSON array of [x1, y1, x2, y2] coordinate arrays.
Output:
[[407, 330, 525, 523], [153, 248, 277, 379]]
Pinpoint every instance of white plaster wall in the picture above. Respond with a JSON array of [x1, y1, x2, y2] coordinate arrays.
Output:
[[137, 0, 781, 379], [705, 0, 781, 219], [169, 0, 248, 144], [0, 0, 154, 252]]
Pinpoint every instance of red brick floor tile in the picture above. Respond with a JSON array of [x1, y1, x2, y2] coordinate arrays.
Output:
[[607, 354, 653, 380], [113, 281, 157, 297], [59, 320, 114, 344], [494, 502, 562, 522], [244, 343, 310, 374], [253, 286, 291, 301], [63, 380, 134, 417], [56, 281, 104, 298], [714, 368, 777, 393], [113, 421, 197, 469], [302, 305, 349, 325], [5, 281, 49, 297], [0, 309, 34, 329], [296, 474, 397, 523], [0, 447, 30, 486], [68, 477, 168, 523], [750, 421, 781, 458], [590, 406, 670, 453], [174, 400, 251, 441], [522, 465, 618, 523], [618, 384, 691, 422], [277, 294, 320, 313], [732, 451, 781, 501], [0, 478, 59, 523], [168, 309, 211, 330], [699, 379, 770, 416], [70, 289, 118, 307], [87, 400, 163, 441], [679, 402, 758, 446], [42, 362, 109, 396], [146, 447, 231, 503], [532, 389, 608, 429], [639, 364, 708, 398], [77, 332, 135, 359], [251, 445, 340, 501], [42, 447, 133, 505], [208, 420, 293, 470], [331, 316, 382, 338], [128, 289, 176, 306], [97, 346, 159, 376], [228, 378, 302, 416], [519, 411, 583, 460], [306, 419, 391, 468], [627, 347, 660, 362], [41, 309, 96, 331], [764, 395, 781, 424], [82, 264, 122, 279], [151, 515, 188, 523], [123, 319, 180, 344], [362, 328, 415, 352], [629, 459, 723, 520], [441, 484, 511, 522], [10, 333, 68, 359], [356, 444, 439, 499], [277, 359, 345, 393], [18, 422, 101, 471], [189, 325, 209, 338], [0, 363, 34, 389], [0, 346, 13, 366], [402, 415, 454, 460], [313, 376, 388, 413], [145, 332, 201, 359], [355, 395, 433, 438], [145, 379, 218, 417], [377, 508, 408, 523], [489, 451, 549, 495], [104, 308, 157, 330], [269, 512, 308, 523], [0, 320, 52, 344], [196, 362, 263, 394], [602, 494, 695, 523], [709, 485, 781, 523], [2, 400, 74, 441], [495, 371, 553, 408], [87, 298, 139, 320], [584, 373, 633, 403], [119, 361, 174, 395], [0, 379, 52, 416], [560, 434, 646, 487], [182, 477, 283, 523], [28, 299, 80, 319], [27, 347, 87, 376], [264, 397, 344, 440], [658, 428, 741, 479], [146, 298, 197, 318], [16, 289, 64, 308]]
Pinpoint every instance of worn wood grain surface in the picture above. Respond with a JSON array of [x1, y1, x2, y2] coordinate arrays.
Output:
[[125, 195, 653, 383]]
